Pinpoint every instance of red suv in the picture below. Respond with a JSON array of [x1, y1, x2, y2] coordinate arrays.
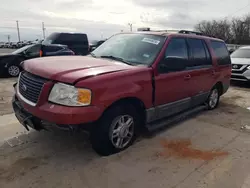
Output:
[[12, 30, 231, 156]]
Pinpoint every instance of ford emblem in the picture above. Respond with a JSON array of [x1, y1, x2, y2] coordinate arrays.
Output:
[[21, 84, 27, 91]]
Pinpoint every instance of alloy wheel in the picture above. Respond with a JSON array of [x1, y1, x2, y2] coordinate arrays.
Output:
[[8, 66, 20, 77], [109, 115, 134, 149], [209, 89, 219, 109]]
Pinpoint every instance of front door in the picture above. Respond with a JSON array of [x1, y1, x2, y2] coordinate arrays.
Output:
[[154, 37, 193, 120]]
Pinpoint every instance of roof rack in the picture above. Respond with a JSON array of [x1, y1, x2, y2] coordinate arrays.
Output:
[[178, 30, 203, 35], [178, 30, 216, 38], [137, 28, 216, 38]]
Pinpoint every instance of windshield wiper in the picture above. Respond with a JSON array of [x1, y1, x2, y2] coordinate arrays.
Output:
[[100, 55, 133, 65]]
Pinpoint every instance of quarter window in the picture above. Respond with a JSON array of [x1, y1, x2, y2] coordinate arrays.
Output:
[[210, 41, 231, 65]]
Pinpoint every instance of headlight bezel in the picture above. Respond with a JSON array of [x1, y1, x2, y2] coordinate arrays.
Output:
[[48, 83, 92, 107]]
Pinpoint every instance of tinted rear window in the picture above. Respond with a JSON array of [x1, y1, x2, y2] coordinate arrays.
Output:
[[210, 41, 231, 65], [43, 33, 88, 45], [59, 33, 88, 42]]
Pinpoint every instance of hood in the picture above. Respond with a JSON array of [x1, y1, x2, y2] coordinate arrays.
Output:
[[23, 56, 137, 84], [0, 54, 17, 58], [231, 57, 250, 65]]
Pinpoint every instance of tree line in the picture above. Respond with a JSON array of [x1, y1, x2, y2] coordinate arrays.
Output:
[[194, 14, 250, 44]]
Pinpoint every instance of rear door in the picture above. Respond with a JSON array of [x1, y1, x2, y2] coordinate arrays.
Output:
[[186, 38, 215, 106], [154, 37, 193, 120]]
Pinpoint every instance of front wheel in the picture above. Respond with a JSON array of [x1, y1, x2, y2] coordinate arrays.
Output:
[[207, 87, 220, 110], [8, 65, 20, 77], [90, 104, 139, 156]]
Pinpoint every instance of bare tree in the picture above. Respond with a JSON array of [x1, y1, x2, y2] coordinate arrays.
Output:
[[194, 19, 232, 42]]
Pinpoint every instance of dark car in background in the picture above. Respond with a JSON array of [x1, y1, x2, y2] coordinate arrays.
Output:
[[0, 43, 74, 77], [43, 32, 89, 55], [89, 40, 106, 51]]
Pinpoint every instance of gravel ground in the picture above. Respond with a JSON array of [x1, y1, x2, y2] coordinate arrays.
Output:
[[0, 78, 17, 115], [0, 81, 249, 188]]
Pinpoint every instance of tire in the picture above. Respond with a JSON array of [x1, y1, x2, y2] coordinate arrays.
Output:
[[7, 65, 20, 77], [206, 86, 220, 110], [90, 104, 139, 156]]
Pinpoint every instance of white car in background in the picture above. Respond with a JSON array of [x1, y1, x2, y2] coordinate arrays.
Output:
[[231, 46, 250, 82]]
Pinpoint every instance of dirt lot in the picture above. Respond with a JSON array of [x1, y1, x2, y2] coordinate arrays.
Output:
[[0, 78, 17, 115], [0, 78, 250, 188]]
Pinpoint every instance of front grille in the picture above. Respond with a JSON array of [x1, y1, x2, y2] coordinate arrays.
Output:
[[18, 72, 48, 104], [232, 70, 244, 74], [232, 64, 243, 70]]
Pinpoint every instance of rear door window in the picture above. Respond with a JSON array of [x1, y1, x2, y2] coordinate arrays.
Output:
[[210, 41, 231, 65], [165, 38, 188, 59], [187, 38, 211, 68]]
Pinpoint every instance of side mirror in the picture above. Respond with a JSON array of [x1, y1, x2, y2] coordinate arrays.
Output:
[[158, 56, 187, 73]]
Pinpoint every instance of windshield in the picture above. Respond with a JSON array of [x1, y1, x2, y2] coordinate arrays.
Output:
[[12, 45, 33, 54], [231, 49, 250, 58], [92, 33, 166, 65]]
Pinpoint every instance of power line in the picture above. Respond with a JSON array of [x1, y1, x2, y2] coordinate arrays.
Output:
[[225, 2, 250, 18]]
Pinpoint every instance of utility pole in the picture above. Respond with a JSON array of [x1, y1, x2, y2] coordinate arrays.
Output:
[[16, 20, 20, 42], [128, 23, 132, 32], [42, 22, 46, 39], [7, 35, 10, 42]]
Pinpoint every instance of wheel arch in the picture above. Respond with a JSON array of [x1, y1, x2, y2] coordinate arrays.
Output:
[[214, 81, 223, 96], [100, 97, 147, 127]]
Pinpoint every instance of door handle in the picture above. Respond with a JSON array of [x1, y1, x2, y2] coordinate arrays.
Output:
[[184, 74, 191, 80], [212, 70, 216, 75]]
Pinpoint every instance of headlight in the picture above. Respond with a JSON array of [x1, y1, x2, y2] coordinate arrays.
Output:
[[247, 66, 250, 70], [48, 83, 91, 106]]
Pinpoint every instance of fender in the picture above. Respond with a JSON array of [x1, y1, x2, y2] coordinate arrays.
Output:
[[75, 67, 154, 113]]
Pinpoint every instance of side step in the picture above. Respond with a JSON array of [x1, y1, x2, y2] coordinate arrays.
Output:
[[146, 105, 207, 132]]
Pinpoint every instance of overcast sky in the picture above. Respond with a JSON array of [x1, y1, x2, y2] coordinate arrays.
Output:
[[0, 0, 249, 42]]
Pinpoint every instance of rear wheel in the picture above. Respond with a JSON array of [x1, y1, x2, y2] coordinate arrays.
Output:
[[8, 65, 20, 77], [207, 87, 220, 110], [90, 104, 139, 156]]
